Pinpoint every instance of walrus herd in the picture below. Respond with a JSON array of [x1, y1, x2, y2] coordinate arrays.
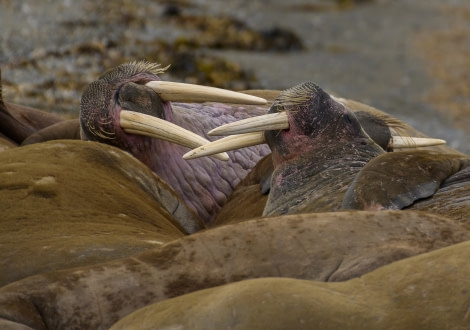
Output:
[[0, 62, 469, 329]]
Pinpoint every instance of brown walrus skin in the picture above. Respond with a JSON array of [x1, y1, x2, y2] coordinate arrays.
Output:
[[0, 211, 468, 329], [1, 67, 469, 329], [342, 149, 470, 225], [0, 140, 204, 287], [110, 240, 470, 330]]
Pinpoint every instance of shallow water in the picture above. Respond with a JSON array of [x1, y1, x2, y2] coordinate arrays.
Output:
[[1, 0, 469, 153]]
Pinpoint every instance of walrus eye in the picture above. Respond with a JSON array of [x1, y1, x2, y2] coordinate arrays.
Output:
[[340, 112, 363, 135], [343, 113, 354, 126], [341, 112, 371, 146]]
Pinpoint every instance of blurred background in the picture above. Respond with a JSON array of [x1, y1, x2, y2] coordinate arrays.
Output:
[[1, 0, 469, 153]]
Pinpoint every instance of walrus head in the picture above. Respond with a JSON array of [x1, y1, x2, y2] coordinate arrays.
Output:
[[80, 62, 167, 144], [79, 61, 270, 224], [262, 82, 373, 165], [80, 61, 266, 160]]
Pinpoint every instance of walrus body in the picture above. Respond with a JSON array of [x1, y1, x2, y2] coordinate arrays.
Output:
[[110, 240, 470, 330], [0, 140, 201, 287], [0, 211, 468, 329]]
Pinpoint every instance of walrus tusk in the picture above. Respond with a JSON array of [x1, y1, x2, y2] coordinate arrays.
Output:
[[183, 132, 265, 160], [185, 111, 447, 159], [208, 112, 446, 148], [389, 136, 446, 149], [145, 81, 267, 105], [208, 112, 289, 136], [120, 110, 229, 161], [185, 132, 447, 160]]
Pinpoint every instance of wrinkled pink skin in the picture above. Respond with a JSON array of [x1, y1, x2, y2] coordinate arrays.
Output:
[[80, 70, 270, 224], [122, 101, 270, 224]]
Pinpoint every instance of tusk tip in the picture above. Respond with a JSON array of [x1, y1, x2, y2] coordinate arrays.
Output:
[[249, 97, 268, 105], [214, 152, 230, 161], [207, 112, 289, 136], [391, 136, 447, 148], [182, 151, 197, 160], [183, 150, 230, 161], [208, 127, 221, 136]]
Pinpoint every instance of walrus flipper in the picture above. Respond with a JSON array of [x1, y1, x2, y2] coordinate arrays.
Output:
[[21, 119, 81, 145], [0, 68, 64, 144], [341, 150, 467, 210], [441, 160, 470, 187]]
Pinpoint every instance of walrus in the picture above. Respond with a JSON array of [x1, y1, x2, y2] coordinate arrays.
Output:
[[3, 64, 450, 224], [109, 240, 470, 329], [79, 61, 271, 224], [188, 82, 470, 223], [3, 63, 444, 220], [0, 211, 468, 329], [0, 68, 64, 148], [0, 140, 202, 287], [80, 63, 448, 224]]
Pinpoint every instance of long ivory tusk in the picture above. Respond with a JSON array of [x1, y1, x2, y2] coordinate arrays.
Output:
[[390, 136, 446, 149], [209, 112, 289, 136], [120, 110, 229, 161], [183, 132, 265, 160], [145, 81, 267, 105], [181, 105, 446, 159], [207, 110, 446, 148]]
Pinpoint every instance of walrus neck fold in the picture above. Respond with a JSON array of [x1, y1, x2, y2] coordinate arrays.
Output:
[[264, 141, 384, 216]]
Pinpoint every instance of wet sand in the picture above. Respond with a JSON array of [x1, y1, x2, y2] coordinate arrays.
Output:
[[1, 0, 469, 152]]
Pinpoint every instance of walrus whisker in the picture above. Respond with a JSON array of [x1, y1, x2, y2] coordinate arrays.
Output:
[[99, 60, 169, 80]]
